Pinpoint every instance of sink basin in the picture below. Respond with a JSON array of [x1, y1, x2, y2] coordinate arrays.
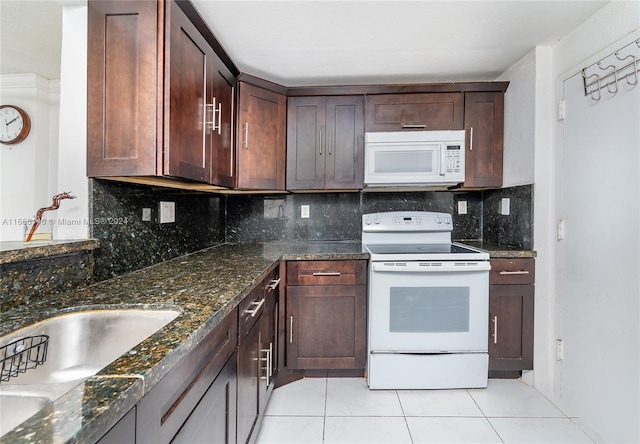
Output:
[[0, 307, 181, 437], [0, 391, 52, 436], [0, 308, 181, 385]]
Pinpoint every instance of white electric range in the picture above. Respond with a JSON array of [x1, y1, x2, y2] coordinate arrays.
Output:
[[362, 211, 490, 389]]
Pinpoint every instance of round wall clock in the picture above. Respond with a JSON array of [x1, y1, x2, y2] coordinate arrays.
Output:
[[0, 105, 31, 145]]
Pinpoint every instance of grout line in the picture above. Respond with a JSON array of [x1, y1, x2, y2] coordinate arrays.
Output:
[[322, 377, 328, 443], [467, 388, 506, 444]]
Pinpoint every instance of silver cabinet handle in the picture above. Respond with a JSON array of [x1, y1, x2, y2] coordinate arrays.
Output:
[[312, 272, 341, 276], [243, 122, 249, 148], [205, 97, 216, 132], [499, 270, 530, 275], [248, 298, 265, 317], [289, 315, 293, 344], [328, 131, 333, 155], [268, 277, 281, 291], [493, 315, 498, 344], [469, 127, 474, 151], [216, 101, 222, 135], [401, 124, 427, 129], [319, 130, 323, 155], [260, 344, 272, 385]]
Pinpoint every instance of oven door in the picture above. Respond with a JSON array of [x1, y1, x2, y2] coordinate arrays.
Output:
[[368, 261, 490, 353]]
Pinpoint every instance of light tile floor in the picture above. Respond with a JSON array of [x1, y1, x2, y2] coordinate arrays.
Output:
[[256, 378, 597, 444]]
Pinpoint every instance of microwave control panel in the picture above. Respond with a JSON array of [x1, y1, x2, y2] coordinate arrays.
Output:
[[445, 145, 462, 173]]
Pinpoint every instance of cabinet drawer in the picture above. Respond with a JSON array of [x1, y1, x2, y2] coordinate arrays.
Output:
[[365, 93, 463, 131], [239, 283, 265, 339], [490, 259, 535, 285], [287, 260, 367, 286], [137, 308, 237, 444]]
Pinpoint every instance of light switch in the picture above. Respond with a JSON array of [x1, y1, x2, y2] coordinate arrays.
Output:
[[499, 198, 510, 216], [457, 200, 468, 215], [142, 208, 152, 222], [301, 205, 310, 219]]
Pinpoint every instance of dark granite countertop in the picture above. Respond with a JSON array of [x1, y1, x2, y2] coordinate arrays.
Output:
[[456, 241, 537, 259], [0, 242, 366, 443], [0, 239, 100, 265]]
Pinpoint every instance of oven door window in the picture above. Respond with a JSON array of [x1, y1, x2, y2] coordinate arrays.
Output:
[[390, 287, 469, 333], [368, 268, 488, 352]]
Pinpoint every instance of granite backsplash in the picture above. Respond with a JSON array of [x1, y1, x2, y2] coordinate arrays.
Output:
[[90, 179, 224, 281], [88, 182, 532, 281]]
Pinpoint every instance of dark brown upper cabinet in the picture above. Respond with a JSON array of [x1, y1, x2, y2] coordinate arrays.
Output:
[[235, 81, 287, 190], [287, 96, 364, 190], [365, 93, 464, 132], [87, 0, 236, 186], [461, 91, 504, 188]]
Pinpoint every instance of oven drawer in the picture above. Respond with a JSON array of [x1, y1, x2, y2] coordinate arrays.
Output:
[[490, 258, 535, 285], [287, 260, 367, 286]]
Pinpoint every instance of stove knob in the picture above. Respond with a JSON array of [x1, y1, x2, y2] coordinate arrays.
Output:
[[374, 217, 381, 225], [435, 216, 442, 224], [365, 217, 372, 225], [444, 215, 451, 224]]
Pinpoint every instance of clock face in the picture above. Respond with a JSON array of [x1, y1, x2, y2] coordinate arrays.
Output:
[[0, 105, 31, 145]]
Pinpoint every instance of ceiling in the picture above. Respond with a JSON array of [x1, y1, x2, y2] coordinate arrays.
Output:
[[0, 0, 608, 86]]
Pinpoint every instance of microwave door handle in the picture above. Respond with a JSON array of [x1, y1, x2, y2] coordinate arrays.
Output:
[[440, 144, 446, 176]]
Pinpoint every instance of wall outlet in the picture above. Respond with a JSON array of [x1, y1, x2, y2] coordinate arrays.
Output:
[[499, 198, 510, 216], [159, 201, 175, 224], [300, 205, 310, 219], [457, 200, 468, 215], [142, 208, 152, 222]]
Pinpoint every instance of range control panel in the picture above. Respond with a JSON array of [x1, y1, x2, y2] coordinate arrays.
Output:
[[362, 211, 453, 232]]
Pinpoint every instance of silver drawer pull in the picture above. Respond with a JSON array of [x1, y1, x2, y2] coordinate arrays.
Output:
[[401, 124, 427, 129], [312, 272, 341, 276], [499, 270, 530, 275], [268, 277, 281, 291], [248, 298, 265, 317]]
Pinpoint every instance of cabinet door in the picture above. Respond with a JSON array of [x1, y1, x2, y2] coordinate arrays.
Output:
[[237, 321, 260, 444], [259, 268, 280, 415], [165, 0, 213, 182], [171, 354, 237, 444], [286, 97, 325, 190], [488, 284, 534, 371], [324, 96, 365, 189], [236, 82, 286, 189], [87, 0, 160, 176], [136, 310, 237, 444], [96, 407, 136, 444], [462, 92, 504, 188], [210, 60, 236, 187], [365, 93, 463, 132], [286, 284, 367, 370]]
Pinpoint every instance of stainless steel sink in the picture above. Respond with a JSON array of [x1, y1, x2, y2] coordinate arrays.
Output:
[[0, 391, 52, 435], [0, 307, 181, 436]]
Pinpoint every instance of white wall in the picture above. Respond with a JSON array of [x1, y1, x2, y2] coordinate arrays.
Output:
[[531, 2, 639, 442], [0, 74, 59, 241], [498, 50, 536, 187], [0, 2, 88, 242]]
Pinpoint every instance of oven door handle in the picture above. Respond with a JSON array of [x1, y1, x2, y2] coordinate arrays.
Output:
[[371, 262, 491, 273]]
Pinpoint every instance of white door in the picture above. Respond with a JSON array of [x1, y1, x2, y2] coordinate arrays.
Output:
[[557, 35, 639, 441]]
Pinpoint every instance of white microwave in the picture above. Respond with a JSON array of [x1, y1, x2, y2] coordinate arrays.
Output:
[[364, 130, 465, 187]]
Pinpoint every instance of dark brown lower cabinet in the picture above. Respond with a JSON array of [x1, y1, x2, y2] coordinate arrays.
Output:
[[172, 354, 237, 444], [96, 407, 136, 444], [237, 266, 280, 444], [488, 258, 535, 378], [285, 260, 367, 371], [136, 309, 237, 444]]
